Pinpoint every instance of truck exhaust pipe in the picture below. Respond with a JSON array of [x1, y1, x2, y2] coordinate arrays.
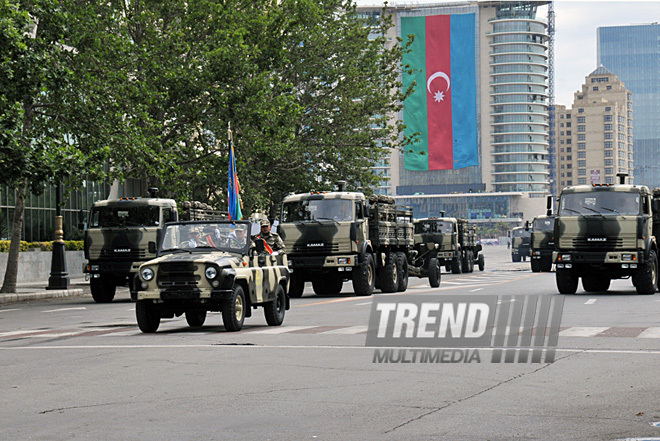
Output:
[[546, 195, 552, 216], [148, 187, 159, 198], [617, 173, 628, 185]]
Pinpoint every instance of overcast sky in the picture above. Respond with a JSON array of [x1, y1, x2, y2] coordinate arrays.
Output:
[[353, 0, 660, 107]]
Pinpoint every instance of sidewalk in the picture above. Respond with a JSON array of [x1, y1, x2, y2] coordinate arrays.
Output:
[[0, 276, 90, 304]]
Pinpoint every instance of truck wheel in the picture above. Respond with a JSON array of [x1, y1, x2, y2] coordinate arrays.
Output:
[[288, 273, 305, 298], [467, 251, 475, 273], [379, 256, 398, 293], [531, 260, 540, 273], [312, 274, 343, 295], [428, 258, 441, 288], [352, 254, 375, 296], [185, 310, 207, 327], [451, 256, 462, 274], [478, 254, 485, 271], [396, 252, 409, 292], [582, 276, 610, 292], [540, 256, 552, 272], [90, 276, 116, 303], [633, 250, 658, 295], [556, 269, 578, 294], [512, 254, 521, 263], [223, 284, 246, 331], [136, 300, 160, 333], [264, 284, 286, 326]]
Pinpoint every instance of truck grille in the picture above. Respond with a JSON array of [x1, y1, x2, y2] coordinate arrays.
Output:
[[99, 249, 147, 259], [292, 243, 340, 254], [571, 238, 623, 249], [157, 263, 201, 288]]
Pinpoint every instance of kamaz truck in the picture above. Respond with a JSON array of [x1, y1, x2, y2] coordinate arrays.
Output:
[[530, 215, 555, 272], [278, 184, 413, 297], [83, 189, 225, 303], [553, 176, 659, 294], [510, 226, 531, 262]]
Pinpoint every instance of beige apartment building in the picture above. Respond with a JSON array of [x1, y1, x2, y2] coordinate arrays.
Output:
[[555, 66, 633, 195]]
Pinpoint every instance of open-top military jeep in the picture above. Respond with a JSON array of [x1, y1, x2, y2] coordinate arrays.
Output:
[[134, 220, 290, 332]]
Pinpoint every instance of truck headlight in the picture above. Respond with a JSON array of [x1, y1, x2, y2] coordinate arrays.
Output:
[[141, 267, 154, 281], [622, 254, 634, 261], [338, 258, 350, 265], [205, 266, 218, 280], [561, 254, 571, 261]]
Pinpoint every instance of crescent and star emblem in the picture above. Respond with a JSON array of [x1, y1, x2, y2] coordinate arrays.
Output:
[[427, 71, 451, 102]]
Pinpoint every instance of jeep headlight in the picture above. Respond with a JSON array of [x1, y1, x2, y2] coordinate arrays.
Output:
[[205, 266, 218, 280], [622, 254, 634, 261], [141, 267, 154, 281]]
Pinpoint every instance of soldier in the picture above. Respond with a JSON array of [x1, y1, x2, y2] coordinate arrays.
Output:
[[226, 226, 248, 249], [255, 219, 285, 254]]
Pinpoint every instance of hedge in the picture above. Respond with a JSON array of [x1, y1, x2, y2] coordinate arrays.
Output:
[[0, 241, 84, 252]]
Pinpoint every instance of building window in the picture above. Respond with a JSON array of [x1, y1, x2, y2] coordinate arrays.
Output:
[[577, 116, 586, 123], [605, 168, 613, 175], [566, 131, 572, 136], [566, 122, 572, 128], [578, 134, 586, 141], [593, 86, 599, 91], [566, 147, 572, 153], [578, 160, 586, 167], [605, 159, 613, 166], [567, 155, 572, 160], [577, 96, 583, 100], [578, 143, 586, 149], [605, 107, 611, 112], [605, 141, 613, 148], [578, 151, 586, 158], [566, 172, 572, 177], [578, 108, 584, 113], [578, 125, 586, 132], [566, 114, 571, 119], [604, 124, 612, 131], [566, 139, 572, 145], [567, 180, 573, 185], [604, 132, 613, 140], [604, 115, 612, 122], [566, 164, 572, 169], [578, 169, 586, 176], [605, 150, 613, 157], [619, 159, 626, 167], [578, 178, 586, 184], [605, 177, 613, 184], [606, 85, 612, 90]]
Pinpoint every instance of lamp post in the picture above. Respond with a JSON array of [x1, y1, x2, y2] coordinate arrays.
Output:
[[47, 184, 69, 289]]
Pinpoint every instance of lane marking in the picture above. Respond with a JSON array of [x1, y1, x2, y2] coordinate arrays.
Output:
[[637, 327, 660, 338], [355, 302, 372, 306], [0, 309, 20, 313], [469, 288, 484, 292], [585, 299, 597, 305], [559, 327, 610, 337], [43, 307, 87, 313], [318, 326, 368, 335], [246, 326, 317, 335]]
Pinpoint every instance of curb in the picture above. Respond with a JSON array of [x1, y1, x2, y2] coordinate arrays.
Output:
[[0, 288, 86, 304]]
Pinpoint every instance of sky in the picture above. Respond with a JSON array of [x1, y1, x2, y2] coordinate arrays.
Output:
[[354, 0, 660, 107]]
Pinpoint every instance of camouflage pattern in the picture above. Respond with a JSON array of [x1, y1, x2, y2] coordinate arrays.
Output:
[[136, 220, 290, 320], [530, 215, 555, 271], [553, 184, 658, 294], [511, 226, 531, 261], [413, 218, 457, 262], [255, 231, 286, 253]]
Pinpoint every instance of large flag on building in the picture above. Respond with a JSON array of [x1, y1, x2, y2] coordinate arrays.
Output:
[[402, 14, 478, 171], [227, 127, 243, 220]]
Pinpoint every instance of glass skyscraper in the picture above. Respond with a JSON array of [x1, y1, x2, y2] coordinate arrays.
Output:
[[598, 24, 660, 188]]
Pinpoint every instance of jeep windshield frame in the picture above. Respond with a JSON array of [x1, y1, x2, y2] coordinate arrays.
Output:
[[558, 191, 641, 216], [158, 220, 251, 256]]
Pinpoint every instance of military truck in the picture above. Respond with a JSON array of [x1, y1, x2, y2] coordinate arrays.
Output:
[[553, 175, 658, 294], [510, 226, 531, 262], [83, 189, 225, 303], [134, 220, 289, 332], [418, 217, 483, 274], [278, 186, 413, 297], [530, 215, 555, 272]]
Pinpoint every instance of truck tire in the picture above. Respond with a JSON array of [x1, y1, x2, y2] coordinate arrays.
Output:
[[396, 252, 409, 292], [223, 284, 246, 331], [379, 256, 398, 293], [288, 273, 305, 298], [264, 284, 286, 326], [451, 256, 462, 274], [462, 252, 471, 273], [531, 260, 540, 273], [352, 254, 375, 296], [136, 300, 160, 333], [312, 273, 343, 296], [90, 276, 116, 303], [478, 254, 485, 271], [633, 250, 658, 295], [512, 254, 521, 263], [185, 309, 207, 327], [428, 258, 441, 288], [467, 251, 475, 273], [556, 269, 578, 294], [582, 276, 610, 293]]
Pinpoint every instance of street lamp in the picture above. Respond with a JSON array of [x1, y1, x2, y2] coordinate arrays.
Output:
[[47, 184, 69, 289]]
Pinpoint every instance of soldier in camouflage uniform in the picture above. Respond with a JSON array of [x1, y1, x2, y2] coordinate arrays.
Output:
[[255, 219, 285, 254]]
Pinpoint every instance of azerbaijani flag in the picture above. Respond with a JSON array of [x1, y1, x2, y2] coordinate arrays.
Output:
[[227, 128, 243, 220], [402, 14, 478, 171]]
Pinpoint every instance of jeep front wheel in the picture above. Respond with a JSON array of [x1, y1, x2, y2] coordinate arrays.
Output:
[[264, 284, 286, 326], [136, 300, 160, 333], [185, 309, 207, 327], [223, 284, 246, 331]]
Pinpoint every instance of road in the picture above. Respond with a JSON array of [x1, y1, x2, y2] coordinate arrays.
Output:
[[2, 245, 660, 440]]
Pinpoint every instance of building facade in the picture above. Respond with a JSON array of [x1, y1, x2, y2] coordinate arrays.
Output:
[[598, 23, 660, 188], [554, 66, 633, 195]]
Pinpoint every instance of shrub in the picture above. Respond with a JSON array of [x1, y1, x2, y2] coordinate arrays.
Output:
[[0, 240, 84, 252]]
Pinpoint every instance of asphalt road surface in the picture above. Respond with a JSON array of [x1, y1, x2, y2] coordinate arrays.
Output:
[[2, 245, 660, 440]]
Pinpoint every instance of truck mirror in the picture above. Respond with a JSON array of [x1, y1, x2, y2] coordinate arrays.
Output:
[[148, 241, 157, 254], [653, 199, 660, 214]]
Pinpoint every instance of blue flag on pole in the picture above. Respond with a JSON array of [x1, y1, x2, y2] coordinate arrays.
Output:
[[228, 127, 242, 220]]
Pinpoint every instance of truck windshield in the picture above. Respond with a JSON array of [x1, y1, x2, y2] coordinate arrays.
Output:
[[533, 219, 554, 231], [559, 191, 640, 216], [282, 199, 353, 222], [512, 229, 530, 238], [90, 206, 160, 227], [414, 221, 453, 234]]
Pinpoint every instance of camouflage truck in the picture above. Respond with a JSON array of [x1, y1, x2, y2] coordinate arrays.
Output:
[[83, 189, 225, 303], [510, 226, 531, 262], [278, 187, 413, 297], [553, 179, 658, 295], [530, 215, 555, 272], [418, 217, 483, 274], [134, 220, 290, 333]]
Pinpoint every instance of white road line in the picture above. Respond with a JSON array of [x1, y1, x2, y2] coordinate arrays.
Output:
[[43, 307, 87, 313], [319, 326, 368, 335], [559, 327, 609, 337], [585, 299, 597, 305], [637, 327, 660, 338], [25, 332, 81, 338], [469, 288, 484, 292], [355, 302, 372, 306], [0, 309, 20, 313], [0, 330, 40, 337], [247, 325, 318, 335]]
